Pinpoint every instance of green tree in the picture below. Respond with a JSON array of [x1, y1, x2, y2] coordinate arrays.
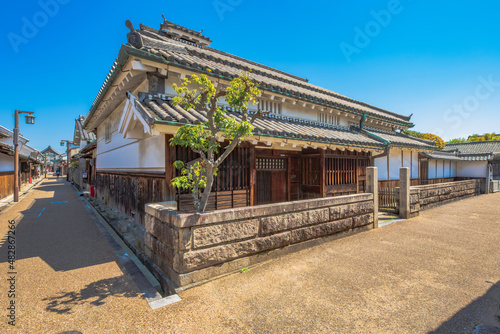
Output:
[[170, 72, 263, 212], [403, 130, 446, 149], [446, 137, 467, 144]]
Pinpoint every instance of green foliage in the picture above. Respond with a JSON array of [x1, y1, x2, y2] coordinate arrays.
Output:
[[446, 133, 500, 144], [169, 72, 262, 212], [403, 130, 446, 149], [446, 137, 467, 144], [240, 267, 250, 273]]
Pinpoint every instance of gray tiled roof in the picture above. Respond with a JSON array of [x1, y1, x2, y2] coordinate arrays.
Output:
[[76, 116, 96, 142], [421, 151, 463, 161], [443, 141, 500, 161], [127, 22, 414, 126], [445, 141, 500, 154], [131, 92, 437, 150], [362, 127, 437, 150]]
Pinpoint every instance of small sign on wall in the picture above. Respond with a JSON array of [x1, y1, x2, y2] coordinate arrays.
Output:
[[83, 172, 88, 179]]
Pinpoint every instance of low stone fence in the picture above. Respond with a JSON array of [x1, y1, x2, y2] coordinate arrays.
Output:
[[409, 179, 478, 214], [145, 193, 375, 291]]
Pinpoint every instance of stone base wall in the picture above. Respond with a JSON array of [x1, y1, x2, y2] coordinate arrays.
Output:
[[410, 180, 478, 213], [145, 194, 375, 291]]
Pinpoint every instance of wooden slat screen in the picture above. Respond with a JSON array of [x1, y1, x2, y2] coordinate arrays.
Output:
[[174, 145, 251, 212]]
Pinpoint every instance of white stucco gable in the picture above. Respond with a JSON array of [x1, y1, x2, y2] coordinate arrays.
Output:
[[119, 92, 154, 139]]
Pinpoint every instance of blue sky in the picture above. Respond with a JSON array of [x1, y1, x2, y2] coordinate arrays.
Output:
[[1, 0, 499, 151]]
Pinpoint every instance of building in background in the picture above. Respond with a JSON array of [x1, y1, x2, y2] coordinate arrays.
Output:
[[0, 125, 42, 200], [69, 115, 96, 191]]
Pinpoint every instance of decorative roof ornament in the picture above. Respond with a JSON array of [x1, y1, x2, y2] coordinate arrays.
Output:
[[125, 20, 143, 49], [159, 14, 212, 47]]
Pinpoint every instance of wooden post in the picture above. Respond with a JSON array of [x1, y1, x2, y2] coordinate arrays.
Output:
[[320, 149, 326, 198], [366, 167, 378, 228], [249, 145, 255, 206], [164, 134, 176, 201]]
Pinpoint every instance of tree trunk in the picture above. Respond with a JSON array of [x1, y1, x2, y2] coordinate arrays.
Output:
[[198, 165, 215, 212]]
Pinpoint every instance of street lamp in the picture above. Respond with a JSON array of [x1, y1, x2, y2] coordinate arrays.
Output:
[[13, 110, 35, 202], [60, 139, 74, 181]]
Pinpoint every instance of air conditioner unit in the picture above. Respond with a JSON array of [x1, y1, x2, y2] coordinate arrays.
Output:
[[490, 180, 500, 193]]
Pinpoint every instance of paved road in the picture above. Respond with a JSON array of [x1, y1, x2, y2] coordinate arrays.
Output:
[[1, 177, 499, 333]]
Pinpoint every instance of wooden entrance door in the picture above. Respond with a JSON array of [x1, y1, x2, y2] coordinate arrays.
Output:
[[420, 160, 428, 185], [256, 157, 288, 205]]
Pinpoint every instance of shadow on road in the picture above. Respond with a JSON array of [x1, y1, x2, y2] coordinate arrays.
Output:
[[43, 275, 139, 314], [0, 177, 118, 271], [430, 281, 500, 333]]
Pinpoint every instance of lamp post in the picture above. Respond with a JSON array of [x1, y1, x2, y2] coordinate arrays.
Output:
[[13, 110, 35, 202], [60, 140, 73, 181]]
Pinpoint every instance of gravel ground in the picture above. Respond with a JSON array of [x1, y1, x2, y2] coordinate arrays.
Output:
[[1, 177, 499, 333]]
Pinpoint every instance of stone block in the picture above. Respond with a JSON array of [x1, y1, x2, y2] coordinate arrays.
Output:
[[353, 213, 374, 228], [145, 233, 182, 271], [303, 208, 330, 225], [117, 220, 129, 233], [192, 220, 259, 249], [145, 215, 191, 251], [260, 212, 303, 236], [289, 218, 353, 244], [260, 209, 328, 236], [182, 232, 291, 271], [330, 201, 373, 221]]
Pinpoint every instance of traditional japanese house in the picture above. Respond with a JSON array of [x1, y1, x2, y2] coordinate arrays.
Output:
[[69, 116, 97, 191], [0, 125, 42, 199], [420, 141, 500, 193], [82, 17, 439, 225], [41, 145, 62, 172]]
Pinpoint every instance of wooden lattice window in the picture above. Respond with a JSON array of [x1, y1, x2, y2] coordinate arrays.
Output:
[[256, 158, 287, 170]]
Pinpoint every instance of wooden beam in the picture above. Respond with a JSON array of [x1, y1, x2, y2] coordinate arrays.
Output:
[[320, 149, 326, 198], [164, 134, 176, 201], [249, 145, 255, 206]]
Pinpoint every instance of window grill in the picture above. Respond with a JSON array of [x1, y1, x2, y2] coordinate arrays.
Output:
[[256, 158, 287, 170]]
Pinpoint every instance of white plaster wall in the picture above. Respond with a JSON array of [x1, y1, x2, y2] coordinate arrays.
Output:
[[457, 161, 487, 178], [374, 148, 421, 181], [429, 160, 436, 179], [388, 148, 402, 180], [375, 154, 388, 180], [0, 153, 13, 172], [444, 161, 451, 178], [412, 153, 419, 179], [403, 150, 411, 169], [451, 161, 457, 177], [436, 160, 444, 178], [96, 103, 165, 172]]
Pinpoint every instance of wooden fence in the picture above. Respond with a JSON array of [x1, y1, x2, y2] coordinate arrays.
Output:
[[379, 187, 399, 213], [0, 171, 14, 199]]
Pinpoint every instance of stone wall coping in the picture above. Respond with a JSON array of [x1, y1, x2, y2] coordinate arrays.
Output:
[[410, 179, 476, 190], [146, 193, 373, 228]]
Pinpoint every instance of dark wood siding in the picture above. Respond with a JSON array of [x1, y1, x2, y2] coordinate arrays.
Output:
[[95, 172, 165, 227], [174, 143, 252, 212], [0, 171, 14, 200]]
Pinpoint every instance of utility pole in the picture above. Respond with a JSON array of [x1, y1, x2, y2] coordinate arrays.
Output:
[[13, 110, 35, 202], [60, 140, 74, 181]]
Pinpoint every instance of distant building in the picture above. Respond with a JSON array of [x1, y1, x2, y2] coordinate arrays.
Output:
[[69, 115, 96, 191], [421, 141, 500, 192], [0, 125, 42, 199]]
